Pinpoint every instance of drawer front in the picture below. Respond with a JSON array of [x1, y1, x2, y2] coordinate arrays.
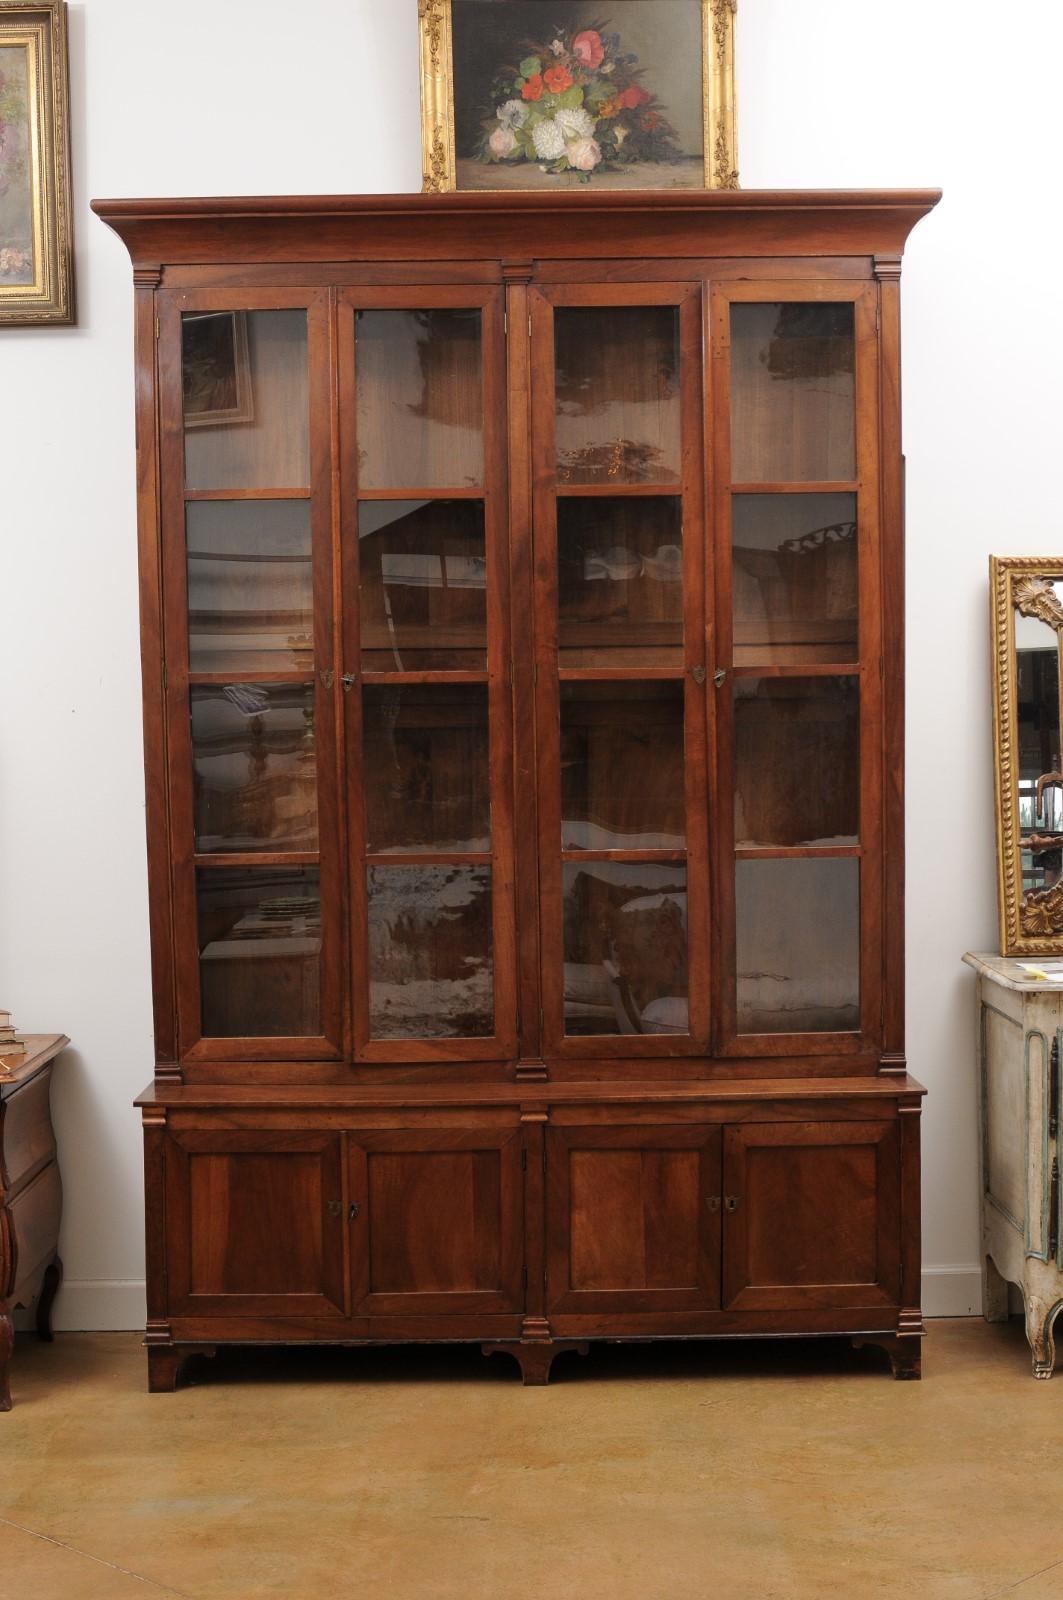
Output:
[[722, 1120, 901, 1312], [350, 1130, 524, 1316], [164, 1130, 347, 1318], [546, 1125, 723, 1315]]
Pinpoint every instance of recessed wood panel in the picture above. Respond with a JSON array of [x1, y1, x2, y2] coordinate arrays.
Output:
[[351, 1130, 522, 1316], [723, 1122, 900, 1312], [165, 1131, 345, 1316], [547, 1126, 721, 1314]]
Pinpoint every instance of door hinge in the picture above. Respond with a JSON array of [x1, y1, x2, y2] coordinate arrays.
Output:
[[1051, 1035, 1060, 1140], [1050, 1157, 1060, 1261], [522, 1265, 529, 1291], [521, 1147, 528, 1172], [154, 315, 160, 340], [528, 314, 533, 339], [504, 310, 508, 335]]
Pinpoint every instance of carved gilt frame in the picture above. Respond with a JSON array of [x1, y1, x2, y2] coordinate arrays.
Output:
[[991, 556, 1063, 955], [0, 2, 74, 325], [419, 0, 738, 193]]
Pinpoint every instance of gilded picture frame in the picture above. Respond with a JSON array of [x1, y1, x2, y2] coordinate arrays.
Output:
[[0, 1, 74, 325], [419, 0, 738, 193], [991, 555, 1063, 956]]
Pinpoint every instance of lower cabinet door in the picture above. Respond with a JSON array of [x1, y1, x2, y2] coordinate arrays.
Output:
[[349, 1129, 524, 1316], [164, 1130, 347, 1318], [722, 1121, 901, 1312], [546, 1126, 723, 1315]]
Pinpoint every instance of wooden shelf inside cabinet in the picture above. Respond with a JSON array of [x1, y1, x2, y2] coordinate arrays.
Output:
[[95, 188, 939, 1389]]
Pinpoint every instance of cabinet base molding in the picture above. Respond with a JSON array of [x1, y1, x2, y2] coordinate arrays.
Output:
[[850, 1332, 923, 1381], [147, 1343, 217, 1394]]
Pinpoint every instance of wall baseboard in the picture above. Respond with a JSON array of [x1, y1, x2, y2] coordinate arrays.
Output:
[[14, 1269, 986, 1333], [922, 1265, 982, 1318]]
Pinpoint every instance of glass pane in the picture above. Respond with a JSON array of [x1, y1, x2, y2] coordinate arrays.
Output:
[[563, 862, 688, 1037], [736, 858, 859, 1034], [557, 496, 682, 668], [191, 683, 318, 854], [561, 682, 685, 850], [363, 685, 490, 853], [187, 500, 313, 674], [730, 303, 855, 483], [356, 309, 483, 489], [735, 677, 859, 848], [358, 499, 486, 670], [367, 865, 493, 1038], [197, 868, 321, 1037], [183, 310, 309, 491], [555, 306, 680, 486], [732, 493, 857, 666], [1016, 595, 1063, 900]]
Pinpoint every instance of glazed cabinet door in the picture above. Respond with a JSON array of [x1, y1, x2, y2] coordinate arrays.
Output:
[[546, 1126, 722, 1313], [710, 283, 883, 1057], [722, 1121, 900, 1312], [158, 290, 343, 1062], [164, 1130, 346, 1317], [348, 1129, 524, 1315], [530, 284, 710, 1057], [339, 289, 517, 1062]]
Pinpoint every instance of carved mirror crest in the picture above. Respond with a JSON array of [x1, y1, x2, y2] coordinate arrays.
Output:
[[992, 557, 1063, 952]]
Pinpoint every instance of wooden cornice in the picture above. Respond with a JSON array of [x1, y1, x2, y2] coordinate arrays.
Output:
[[92, 189, 941, 271]]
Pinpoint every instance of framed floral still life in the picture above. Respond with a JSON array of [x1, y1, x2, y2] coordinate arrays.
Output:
[[0, 2, 73, 325], [419, 0, 738, 192]]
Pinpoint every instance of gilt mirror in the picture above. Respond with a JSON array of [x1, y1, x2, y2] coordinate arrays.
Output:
[[992, 556, 1063, 953]]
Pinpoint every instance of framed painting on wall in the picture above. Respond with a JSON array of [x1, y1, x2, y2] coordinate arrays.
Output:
[[0, 1, 73, 325], [419, 0, 738, 192]]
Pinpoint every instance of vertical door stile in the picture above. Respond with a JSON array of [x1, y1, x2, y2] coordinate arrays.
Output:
[[505, 273, 544, 1067]]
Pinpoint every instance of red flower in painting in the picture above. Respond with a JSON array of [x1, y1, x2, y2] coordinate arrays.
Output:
[[572, 29, 605, 69], [640, 111, 660, 132], [521, 73, 544, 101], [543, 64, 573, 94], [618, 85, 651, 110]]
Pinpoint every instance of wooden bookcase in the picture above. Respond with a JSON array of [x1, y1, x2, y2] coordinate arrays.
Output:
[[93, 189, 939, 1387]]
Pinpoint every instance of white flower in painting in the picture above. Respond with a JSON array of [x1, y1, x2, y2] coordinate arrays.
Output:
[[496, 98, 528, 130], [555, 107, 595, 141], [532, 118, 567, 161], [550, 39, 565, 55], [566, 136, 603, 172], [488, 125, 518, 158]]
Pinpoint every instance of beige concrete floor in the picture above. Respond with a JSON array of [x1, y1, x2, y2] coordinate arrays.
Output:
[[1, 1320, 1062, 1600]]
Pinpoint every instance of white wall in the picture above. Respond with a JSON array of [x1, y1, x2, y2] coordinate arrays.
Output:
[[1, 0, 1053, 1327]]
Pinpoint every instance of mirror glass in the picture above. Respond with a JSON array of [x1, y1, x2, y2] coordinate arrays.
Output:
[[1015, 577, 1063, 927]]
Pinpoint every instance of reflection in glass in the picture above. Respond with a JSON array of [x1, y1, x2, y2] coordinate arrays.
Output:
[[367, 865, 493, 1038], [736, 858, 859, 1033], [730, 303, 855, 483], [187, 500, 313, 674], [555, 306, 680, 486], [358, 500, 486, 670], [563, 862, 688, 1037], [735, 677, 859, 847], [197, 868, 321, 1037], [1016, 587, 1063, 905], [561, 683, 685, 850], [184, 309, 309, 491], [192, 683, 318, 853], [356, 309, 483, 489], [363, 685, 490, 853], [557, 496, 683, 667], [732, 493, 857, 666]]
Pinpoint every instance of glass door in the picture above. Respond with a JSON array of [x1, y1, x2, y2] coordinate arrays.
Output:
[[711, 282, 882, 1054], [160, 289, 342, 1060], [341, 287, 516, 1062], [531, 284, 709, 1056]]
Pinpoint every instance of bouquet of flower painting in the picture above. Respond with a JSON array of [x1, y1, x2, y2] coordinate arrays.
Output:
[[480, 20, 681, 181]]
